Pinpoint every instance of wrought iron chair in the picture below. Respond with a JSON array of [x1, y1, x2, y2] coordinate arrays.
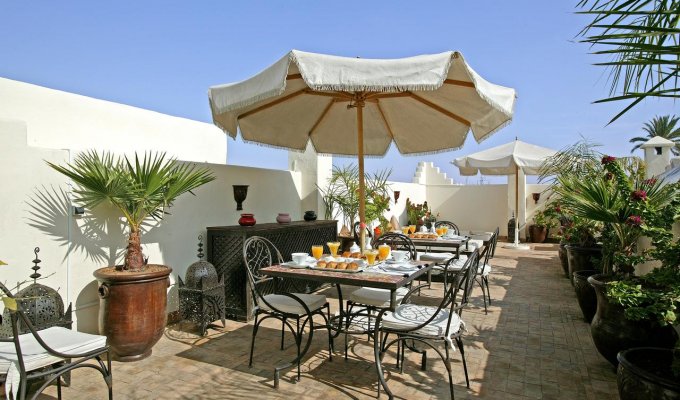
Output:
[[0, 282, 112, 400], [352, 221, 372, 247], [243, 236, 332, 388], [476, 227, 499, 314], [435, 220, 460, 235], [373, 250, 480, 399], [344, 233, 417, 358]]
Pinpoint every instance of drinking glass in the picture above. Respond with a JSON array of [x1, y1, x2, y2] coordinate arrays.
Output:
[[312, 245, 324, 260], [401, 226, 410, 235], [442, 227, 449, 236], [378, 244, 390, 261], [408, 225, 416, 234], [327, 241, 341, 257], [436, 227, 444, 236], [365, 250, 378, 266]]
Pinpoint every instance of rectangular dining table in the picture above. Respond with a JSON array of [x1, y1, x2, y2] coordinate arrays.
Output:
[[260, 260, 432, 311], [409, 236, 470, 258]]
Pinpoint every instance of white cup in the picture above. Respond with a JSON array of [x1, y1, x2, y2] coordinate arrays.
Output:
[[291, 252, 308, 265], [391, 250, 408, 262]]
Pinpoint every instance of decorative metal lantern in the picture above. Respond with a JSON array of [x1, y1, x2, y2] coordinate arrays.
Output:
[[0, 247, 73, 337], [178, 235, 226, 336]]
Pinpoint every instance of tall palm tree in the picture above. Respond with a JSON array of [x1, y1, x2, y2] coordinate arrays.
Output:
[[630, 115, 680, 155]]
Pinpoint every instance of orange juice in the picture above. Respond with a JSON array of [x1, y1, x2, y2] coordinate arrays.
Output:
[[365, 250, 378, 266], [312, 245, 324, 260], [327, 241, 340, 257], [436, 227, 444, 236], [378, 244, 390, 261], [442, 227, 449, 235], [401, 226, 409, 235], [409, 225, 416, 234]]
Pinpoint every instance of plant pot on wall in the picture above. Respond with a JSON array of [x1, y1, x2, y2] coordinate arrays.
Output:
[[528, 225, 548, 243], [94, 265, 172, 361], [588, 274, 679, 367], [617, 347, 680, 400], [566, 245, 602, 284]]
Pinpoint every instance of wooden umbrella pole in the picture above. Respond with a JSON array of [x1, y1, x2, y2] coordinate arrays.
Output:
[[356, 98, 367, 252]]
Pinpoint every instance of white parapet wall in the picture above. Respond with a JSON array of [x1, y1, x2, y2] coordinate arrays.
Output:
[[0, 77, 227, 164], [0, 119, 303, 332]]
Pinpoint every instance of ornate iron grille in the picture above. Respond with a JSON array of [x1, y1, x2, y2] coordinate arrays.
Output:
[[207, 220, 337, 320]]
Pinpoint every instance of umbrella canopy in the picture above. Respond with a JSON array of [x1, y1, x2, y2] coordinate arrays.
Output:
[[453, 139, 556, 176], [452, 139, 556, 247], [209, 50, 516, 249]]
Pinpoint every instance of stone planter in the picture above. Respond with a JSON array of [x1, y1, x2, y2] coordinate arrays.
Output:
[[588, 274, 678, 367], [94, 265, 171, 361], [617, 347, 680, 400], [528, 225, 548, 243], [566, 245, 602, 284], [573, 269, 599, 323]]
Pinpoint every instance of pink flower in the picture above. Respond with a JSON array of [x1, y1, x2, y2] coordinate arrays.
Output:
[[643, 178, 657, 185], [626, 215, 643, 226], [555, 205, 561, 213], [605, 172, 614, 180], [601, 155, 617, 165], [631, 190, 648, 201]]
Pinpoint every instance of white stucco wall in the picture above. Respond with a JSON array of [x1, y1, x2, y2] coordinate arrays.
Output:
[[0, 118, 302, 332], [0, 77, 226, 164]]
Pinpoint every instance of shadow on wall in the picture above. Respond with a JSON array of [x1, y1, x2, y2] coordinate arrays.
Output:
[[25, 186, 126, 266], [75, 280, 100, 334]]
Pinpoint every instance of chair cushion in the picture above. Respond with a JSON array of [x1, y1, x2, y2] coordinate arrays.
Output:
[[466, 239, 484, 249], [381, 304, 462, 337], [478, 263, 492, 276], [260, 293, 326, 315], [0, 327, 107, 399], [349, 287, 409, 308], [418, 252, 455, 262]]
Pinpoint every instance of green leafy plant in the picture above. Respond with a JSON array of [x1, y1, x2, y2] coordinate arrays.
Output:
[[405, 199, 429, 225], [318, 164, 392, 230], [577, 0, 680, 123], [630, 115, 680, 155], [48, 151, 215, 271]]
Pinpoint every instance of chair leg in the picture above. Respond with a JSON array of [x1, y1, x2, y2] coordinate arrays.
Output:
[[249, 313, 260, 367], [57, 374, 62, 400], [281, 317, 286, 350], [296, 317, 302, 382], [484, 276, 491, 304], [456, 336, 470, 388], [477, 277, 488, 314], [326, 305, 333, 361], [107, 351, 113, 400]]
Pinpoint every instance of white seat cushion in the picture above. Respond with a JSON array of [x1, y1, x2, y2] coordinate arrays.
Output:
[[260, 293, 326, 315], [478, 263, 492, 276], [466, 239, 484, 250], [349, 287, 409, 308], [0, 327, 107, 399], [418, 252, 455, 263], [382, 304, 462, 337]]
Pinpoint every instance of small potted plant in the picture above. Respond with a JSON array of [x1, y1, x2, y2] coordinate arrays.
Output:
[[528, 208, 557, 243], [406, 199, 429, 229], [49, 151, 215, 361]]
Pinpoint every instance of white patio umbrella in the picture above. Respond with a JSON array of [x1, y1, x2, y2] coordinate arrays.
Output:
[[452, 139, 556, 248], [209, 50, 516, 250]]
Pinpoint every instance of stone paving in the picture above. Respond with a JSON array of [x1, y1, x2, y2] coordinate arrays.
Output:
[[15, 243, 618, 399]]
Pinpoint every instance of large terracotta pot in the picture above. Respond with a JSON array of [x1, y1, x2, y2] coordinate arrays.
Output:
[[573, 270, 599, 323], [528, 225, 548, 243], [588, 274, 678, 367], [617, 347, 680, 400], [94, 265, 171, 362], [566, 245, 602, 284], [558, 243, 569, 278]]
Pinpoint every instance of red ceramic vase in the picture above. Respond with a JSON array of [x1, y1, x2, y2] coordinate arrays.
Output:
[[238, 213, 256, 226]]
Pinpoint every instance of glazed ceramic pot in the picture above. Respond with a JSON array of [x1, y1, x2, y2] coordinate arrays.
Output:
[[617, 347, 680, 400], [238, 213, 256, 226], [573, 269, 599, 323], [558, 243, 569, 278], [566, 245, 602, 284], [276, 213, 291, 224], [303, 210, 317, 221]]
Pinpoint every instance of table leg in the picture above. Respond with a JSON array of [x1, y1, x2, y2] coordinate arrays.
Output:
[[389, 289, 397, 311]]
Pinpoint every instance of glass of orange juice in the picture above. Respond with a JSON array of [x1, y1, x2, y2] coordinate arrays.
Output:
[[442, 227, 449, 236], [436, 227, 444, 236], [401, 226, 410, 235], [312, 245, 324, 260], [326, 241, 340, 257], [378, 244, 390, 261], [408, 225, 416, 234], [365, 250, 379, 266]]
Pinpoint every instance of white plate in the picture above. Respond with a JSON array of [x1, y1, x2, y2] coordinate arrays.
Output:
[[381, 263, 417, 271], [386, 259, 409, 264], [281, 261, 312, 269]]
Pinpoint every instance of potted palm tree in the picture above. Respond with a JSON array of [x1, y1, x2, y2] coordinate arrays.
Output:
[[49, 151, 215, 361]]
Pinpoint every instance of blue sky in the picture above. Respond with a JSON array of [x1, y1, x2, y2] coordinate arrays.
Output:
[[1, 1, 676, 182]]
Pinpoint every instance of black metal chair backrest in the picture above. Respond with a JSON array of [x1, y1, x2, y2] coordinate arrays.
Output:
[[242, 236, 284, 304], [480, 228, 499, 266], [373, 233, 417, 260], [435, 220, 460, 235], [490, 226, 500, 258]]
